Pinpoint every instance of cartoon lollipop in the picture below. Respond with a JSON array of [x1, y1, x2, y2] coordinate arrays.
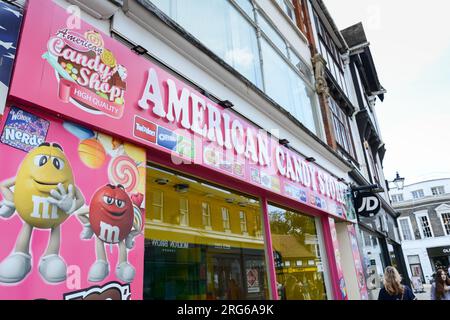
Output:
[[108, 155, 139, 193]]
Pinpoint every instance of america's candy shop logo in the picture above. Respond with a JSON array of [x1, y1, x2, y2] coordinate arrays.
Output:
[[42, 28, 127, 119], [0, 106, 49, 152]]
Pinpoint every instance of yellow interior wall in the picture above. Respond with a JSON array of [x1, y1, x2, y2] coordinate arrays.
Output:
[[145, 166, 265, 250]]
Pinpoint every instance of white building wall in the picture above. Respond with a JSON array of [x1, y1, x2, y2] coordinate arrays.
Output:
[[391, 178, 450, 203], [401, 236, 450, 283]]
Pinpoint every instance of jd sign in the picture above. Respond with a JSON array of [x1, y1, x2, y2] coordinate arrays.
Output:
[[355, 192, 381, 217]]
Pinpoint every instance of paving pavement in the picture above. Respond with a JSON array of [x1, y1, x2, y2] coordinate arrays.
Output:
[[413, 284, 431, 300]]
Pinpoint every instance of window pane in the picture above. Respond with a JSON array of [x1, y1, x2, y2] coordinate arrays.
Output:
[[161, 0, 262, 88], [442, 213, 450, 235], [234, 0, 254, 20], [145, 166, 268, 300], [269, 204, 328, 300], [149, 0, 171, 15], [261, 39, 317, 133], [226, 5, 263, 87], [258, 13, 287, 56], [399, 219, 412, 241], [407, 255, 420, 265], [419, 216, 432, 238]]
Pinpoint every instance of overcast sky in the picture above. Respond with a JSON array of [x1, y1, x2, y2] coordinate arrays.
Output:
[[324, 0, 450, 186]]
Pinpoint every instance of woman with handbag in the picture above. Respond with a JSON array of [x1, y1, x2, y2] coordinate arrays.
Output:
[[378, 266, 417, 300]]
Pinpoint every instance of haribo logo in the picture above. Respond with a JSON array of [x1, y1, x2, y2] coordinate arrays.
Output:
[[43, 27, 127, 119], [64, 282, 131, 300]]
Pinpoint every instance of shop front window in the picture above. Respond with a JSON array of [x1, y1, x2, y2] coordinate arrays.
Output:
[[144, 165, 269, 300], [268, 204, 328, 300], [359, 230, 387, 300]]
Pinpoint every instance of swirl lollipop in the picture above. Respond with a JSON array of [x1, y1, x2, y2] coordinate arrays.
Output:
[[85, 30, 104, 48], [108, 155, 139, 193]]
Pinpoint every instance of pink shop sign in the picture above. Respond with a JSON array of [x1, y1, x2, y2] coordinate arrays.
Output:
[[10, 0, 349, 220]]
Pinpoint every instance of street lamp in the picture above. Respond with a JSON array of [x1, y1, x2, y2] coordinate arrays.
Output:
[[391, 172, 405, 190]]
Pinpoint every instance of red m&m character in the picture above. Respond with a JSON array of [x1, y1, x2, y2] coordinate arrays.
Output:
[[78, 184, 141, 284], [89, 184, 133, 243]]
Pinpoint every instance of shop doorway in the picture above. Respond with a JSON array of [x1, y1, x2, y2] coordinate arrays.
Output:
[[209, 255, 242, 300]]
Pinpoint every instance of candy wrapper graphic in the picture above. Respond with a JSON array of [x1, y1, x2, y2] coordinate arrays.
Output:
[[0, 107, 50, 152]]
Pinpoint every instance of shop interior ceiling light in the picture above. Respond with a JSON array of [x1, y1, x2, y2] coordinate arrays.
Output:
[[174, 184, 189, 193], [154, 178, 169, 185]]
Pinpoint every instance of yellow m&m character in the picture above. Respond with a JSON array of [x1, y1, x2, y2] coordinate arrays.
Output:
[[0, 142, 85, 284]]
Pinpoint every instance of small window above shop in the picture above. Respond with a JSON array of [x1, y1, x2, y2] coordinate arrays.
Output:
[[391, 194, 404, 203], [431, 186, 445, 196], [275, 0, 296, 22], [411, 189, 425, 199]]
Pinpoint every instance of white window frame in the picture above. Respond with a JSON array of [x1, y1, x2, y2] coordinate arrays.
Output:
[[431, 186, 445, 196], [275, 0, 295, 22], [397, 217, 414, 241], [179, 197, 189, 226], [392, 194, 404, 203], [221, 207, 231, 232], [414, 210, 434, 239], [411, 189, 425, 200], [152, 190, 164, 222], [202, 202, 212, 230], [239, 210, 248, 235], [435, 204, 450, 236], [254, 213, 262, 238]]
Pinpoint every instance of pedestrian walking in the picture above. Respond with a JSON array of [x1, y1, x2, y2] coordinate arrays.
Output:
[[378, 266, 417, 300], [430, 269, 450, 300]]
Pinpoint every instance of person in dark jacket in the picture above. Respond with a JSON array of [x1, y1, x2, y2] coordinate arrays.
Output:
[[378, 266, 416, 300]]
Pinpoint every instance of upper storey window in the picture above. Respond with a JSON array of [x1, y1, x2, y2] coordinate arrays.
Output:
[[149, 0, 320, 135], [312, 8, 349, 97], [275, 0, 295, 22], [328, 96, 356, 159]]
